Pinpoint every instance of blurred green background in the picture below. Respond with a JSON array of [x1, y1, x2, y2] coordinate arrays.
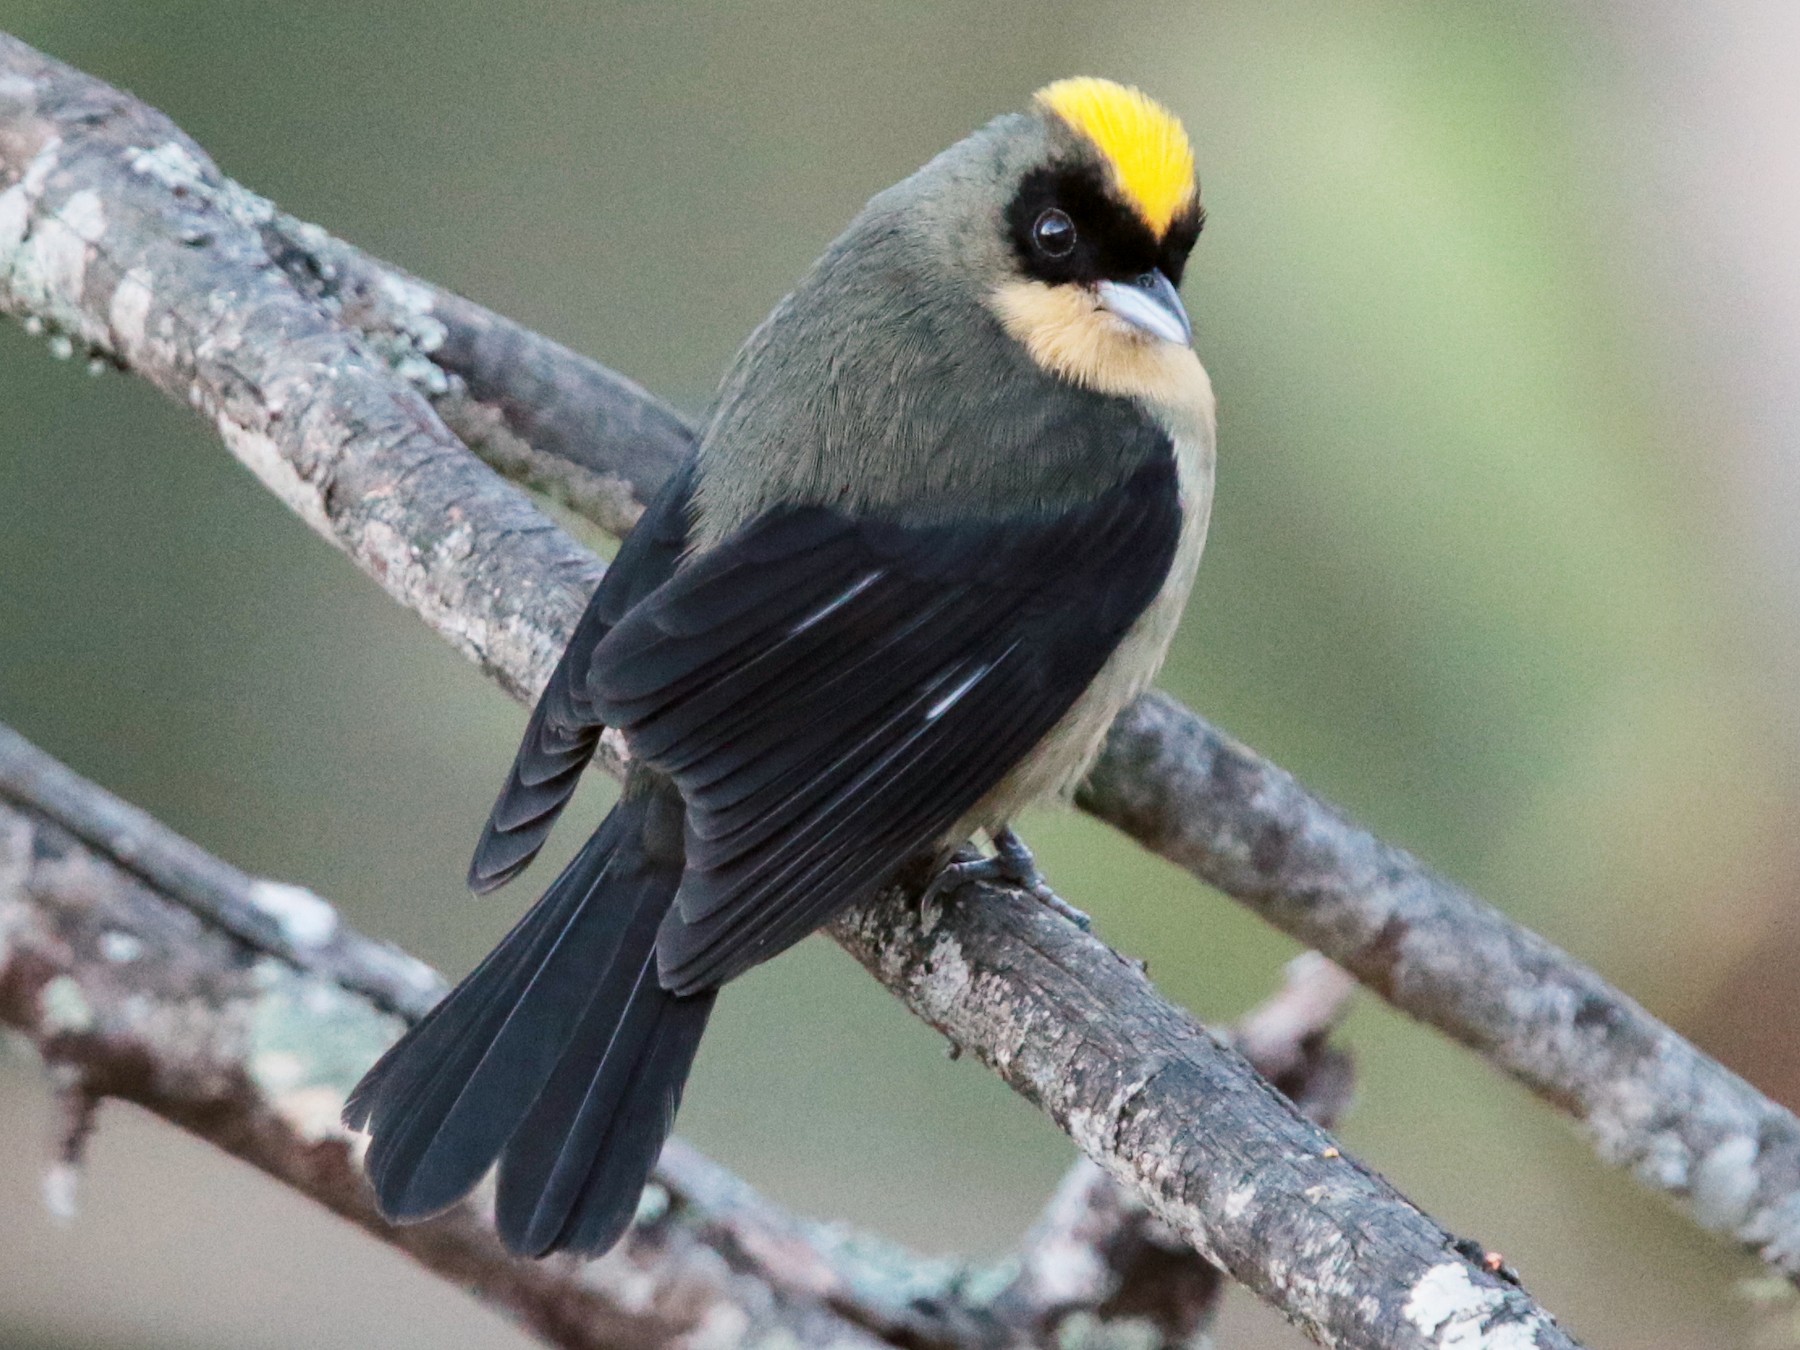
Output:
[[4, 3, 1797, 1347]]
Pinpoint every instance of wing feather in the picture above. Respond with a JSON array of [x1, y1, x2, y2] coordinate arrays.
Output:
[[590, 452, 1183, 996], [466, 459, 696, 892]]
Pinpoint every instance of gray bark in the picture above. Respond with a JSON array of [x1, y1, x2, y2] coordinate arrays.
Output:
[[1084, 695, 1800, 1265]]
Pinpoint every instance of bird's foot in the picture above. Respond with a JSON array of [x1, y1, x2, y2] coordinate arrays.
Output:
[[922, 827, 1091, 930]]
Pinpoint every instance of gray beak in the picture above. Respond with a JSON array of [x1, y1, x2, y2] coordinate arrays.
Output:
[[1096, 270, 1192, 346]]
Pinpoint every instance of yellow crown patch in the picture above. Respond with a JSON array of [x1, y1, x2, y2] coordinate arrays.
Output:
[[1035, 77, 1196, 236]]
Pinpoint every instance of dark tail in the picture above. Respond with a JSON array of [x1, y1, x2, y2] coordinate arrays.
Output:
[[344, 775, 713, 1257]]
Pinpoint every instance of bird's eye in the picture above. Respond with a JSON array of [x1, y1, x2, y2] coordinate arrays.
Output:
[[1032, 208, 1076, 258]]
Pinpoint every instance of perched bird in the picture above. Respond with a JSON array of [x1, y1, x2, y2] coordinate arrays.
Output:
[[345, 76, 1215, 1258]]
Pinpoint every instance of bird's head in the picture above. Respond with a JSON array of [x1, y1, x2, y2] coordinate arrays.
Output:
[[696, 78, 1211, 530], [1004, 78, 1201, 345], [924, 77, 1207, 400]]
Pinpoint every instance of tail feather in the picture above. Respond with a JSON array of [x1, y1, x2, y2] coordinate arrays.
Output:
[[364, 824, 627, 1219], [343, 842, 597, 1144], [497, 949, 713, 1256], [559, 990, 709, 1253], [346, 780, 711, 1255]]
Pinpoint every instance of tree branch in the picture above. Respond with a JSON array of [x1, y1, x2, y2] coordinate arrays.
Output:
[[0, 27, 1732, 1346], [1081, 696, 1800, 1260], [990, 953, 1358, 1347]]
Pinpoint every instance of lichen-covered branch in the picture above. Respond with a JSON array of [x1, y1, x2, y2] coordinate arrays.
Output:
[[3, 715, 1553, 1350], [0, 725, 444, 1021], [832, 874, 1577, 1349], [1, 723, 1193, 1350], [989, 954, 1358, 1347], [1081, 695, 1800, 1260], [664, 956, 1359, 1350], [0, 36, 595, 708], [0, 737, 889, 1350], [260, 212, 693, 541]]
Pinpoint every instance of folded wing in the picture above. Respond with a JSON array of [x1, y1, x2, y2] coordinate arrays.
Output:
[[591, 454, 1182, 995], [467, 458, 697, 892]]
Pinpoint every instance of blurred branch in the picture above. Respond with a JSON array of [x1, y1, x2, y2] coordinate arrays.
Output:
[[0, 720, 1351, 1350], [5, 27, 1754, 1346], [0, 727, 887, 1350]]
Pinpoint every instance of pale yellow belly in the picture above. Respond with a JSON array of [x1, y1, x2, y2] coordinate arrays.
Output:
[[959, 426, 1214, 837]]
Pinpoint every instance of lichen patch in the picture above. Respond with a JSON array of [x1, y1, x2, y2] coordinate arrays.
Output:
[[247, 957, 403, 1143], [247, 879, 340, 949], [214, 414, 336, 539], [126, 140, 209, 193], [1402, 1262, 1551, 1348], [1690, 1133, 1760, 1232], [108, 266, 154, 359], [39, 975, 95, 1034]]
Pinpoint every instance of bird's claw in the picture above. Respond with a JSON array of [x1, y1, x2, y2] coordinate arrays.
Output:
[[920, 845, 992, 909], [921, 827, 1092, 930]]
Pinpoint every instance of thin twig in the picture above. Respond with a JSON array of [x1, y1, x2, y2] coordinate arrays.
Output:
[[260, 212, 692, 540], [0, 727, 441, 1019]]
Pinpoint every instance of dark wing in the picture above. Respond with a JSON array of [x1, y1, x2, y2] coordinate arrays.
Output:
[[590, 454, 1183, 996], [467, 457, 697, 892]]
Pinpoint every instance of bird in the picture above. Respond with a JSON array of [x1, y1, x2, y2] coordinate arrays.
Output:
[[344, 76, 1214, 1260]]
